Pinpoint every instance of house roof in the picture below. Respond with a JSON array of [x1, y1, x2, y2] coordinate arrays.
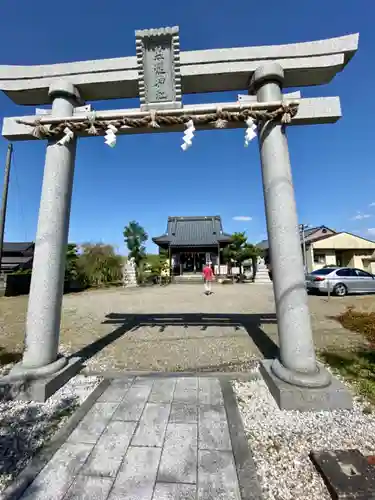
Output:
[[0, 255, 33, 271], [312, 231, 375, 250], [153, 216, 232, 247], [2, 242, 34, 253], [256, 226, 335, 250]]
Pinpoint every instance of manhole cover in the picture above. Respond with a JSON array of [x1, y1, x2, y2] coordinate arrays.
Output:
[[310, 449, 375, 499]]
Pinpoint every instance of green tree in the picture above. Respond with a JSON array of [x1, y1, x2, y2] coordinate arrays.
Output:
[[65, 243, 79, 281], [222, 232, 261, 281], [77, 243, 123, 286], [146, 253, 163, 274], [241, 242, 262, 281], [123, 221, 148, 280], [159, 247, 169, 260]]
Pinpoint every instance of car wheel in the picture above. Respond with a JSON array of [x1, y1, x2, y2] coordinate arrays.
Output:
[[333, 283, 347, 297]]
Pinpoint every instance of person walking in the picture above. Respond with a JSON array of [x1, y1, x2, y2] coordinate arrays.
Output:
[[203, 261, 214, 295]]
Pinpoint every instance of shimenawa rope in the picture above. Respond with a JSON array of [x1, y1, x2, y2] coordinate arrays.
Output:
[[16, 103, 298, 140]]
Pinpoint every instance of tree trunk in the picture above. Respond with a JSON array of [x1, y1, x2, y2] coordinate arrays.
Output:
[[251, 256, 257, 282]]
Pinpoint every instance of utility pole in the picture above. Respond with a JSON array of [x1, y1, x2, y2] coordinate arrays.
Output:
[[0, 144, 13, 273], [299, 223, 309, 273]]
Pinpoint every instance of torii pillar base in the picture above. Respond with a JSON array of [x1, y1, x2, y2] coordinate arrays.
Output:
[[259, 360, 352, 411], [2, 357, 82, 402]]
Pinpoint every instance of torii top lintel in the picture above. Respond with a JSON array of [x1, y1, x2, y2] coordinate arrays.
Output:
[[0, 27, 358, 106]]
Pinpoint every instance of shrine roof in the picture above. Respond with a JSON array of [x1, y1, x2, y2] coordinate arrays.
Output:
[[153, 216, 232, 248]]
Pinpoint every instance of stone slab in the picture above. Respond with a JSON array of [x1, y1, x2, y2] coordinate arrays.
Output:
[[157, 423, 198, 484], [19, 442, 94, 500], [198, 378, 224, 406], [149, 379, 176, 403], [109, 446, 162, 500], [310, 449, 375, 499], [173, 378, 198, 404], [133, 377, 155, 387], [260, 359, 353, 411], [131, 403, 171, 447], [63, 475, 113, 500], [112, 385, 152, 421], [5, 375, 259, 500], [81, 420, 137, 477], [220, 379, 263, 500], [199, 406, 232, 451], [0, 380, 110, 500], [97, 377, 134, 402], [170, 402, 198, 423], [152, 483, 196, 500], [198, 449, 241, 500], [68, 402, 120, 444], [82, 370, 260, 381]]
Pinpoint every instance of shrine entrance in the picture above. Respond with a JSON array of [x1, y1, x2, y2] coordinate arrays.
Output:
[[0, 27, 358, 409], [179, 252, 207, 274]]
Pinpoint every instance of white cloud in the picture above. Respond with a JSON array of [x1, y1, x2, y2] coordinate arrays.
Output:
[[233, 216, 252, 221], [351, 212, 371, 220], [368, 228, 375, 235], [370, 202, 375, 207]]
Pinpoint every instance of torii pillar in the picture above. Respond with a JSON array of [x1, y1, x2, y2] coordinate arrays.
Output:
[[9, 81, 82, 398], [250, 63, 351, 410]]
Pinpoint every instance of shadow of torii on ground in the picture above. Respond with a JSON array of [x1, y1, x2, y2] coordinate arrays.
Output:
[[72, 313, 279, 369]]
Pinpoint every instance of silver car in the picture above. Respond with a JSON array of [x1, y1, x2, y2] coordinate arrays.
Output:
[[305, 267, 375, 296]]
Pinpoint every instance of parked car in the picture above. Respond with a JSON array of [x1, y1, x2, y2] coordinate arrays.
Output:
[[305, 267, 375, 296]]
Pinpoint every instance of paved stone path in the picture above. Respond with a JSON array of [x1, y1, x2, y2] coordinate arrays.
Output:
[[19, 377, 253, 500]]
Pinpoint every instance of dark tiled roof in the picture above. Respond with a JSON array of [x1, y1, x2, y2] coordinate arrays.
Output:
[[153, 216, 232, 247], [3, 242, 34, 253], [0, 256, 33, 271], [256, 226, 335, 250]]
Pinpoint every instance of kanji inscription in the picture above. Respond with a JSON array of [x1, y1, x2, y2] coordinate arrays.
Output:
[[147, 39, 170, 102], [136, 27, 182, 110]]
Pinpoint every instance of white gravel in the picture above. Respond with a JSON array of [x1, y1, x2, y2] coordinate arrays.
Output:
[[233, 374, 375, 500], [0, 375, 101, 492]]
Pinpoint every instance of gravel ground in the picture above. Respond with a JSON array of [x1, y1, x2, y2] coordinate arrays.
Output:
[[0, 375, 100, 493], [0, 285, 371, 373], [233, 373, 375, 500]]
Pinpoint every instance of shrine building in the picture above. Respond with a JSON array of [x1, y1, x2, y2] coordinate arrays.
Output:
[[153, 216, 233, 276]]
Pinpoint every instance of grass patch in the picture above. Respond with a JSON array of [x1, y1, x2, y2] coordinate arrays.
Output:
[[333, 307, 375, 346], [320, 349, 375, 404], [321, 307, 375, 404]]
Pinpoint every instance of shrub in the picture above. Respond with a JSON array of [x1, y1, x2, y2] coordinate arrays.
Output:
[[77, 244, 123, 287], [334, 307, 375, 346]]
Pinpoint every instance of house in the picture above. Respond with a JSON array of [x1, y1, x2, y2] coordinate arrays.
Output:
[[153, 216, 232, 276], [257, 226, 375, 273], [0, 242, 34, 274]]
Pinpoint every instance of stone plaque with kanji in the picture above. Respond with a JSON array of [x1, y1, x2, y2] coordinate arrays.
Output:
[[136, 26, 182, 110]]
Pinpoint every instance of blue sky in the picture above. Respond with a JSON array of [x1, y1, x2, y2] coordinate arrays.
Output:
[[0, 0, 374, 254]]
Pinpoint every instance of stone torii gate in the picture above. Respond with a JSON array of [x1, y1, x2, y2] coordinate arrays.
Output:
[[0, 27, 358, 409]]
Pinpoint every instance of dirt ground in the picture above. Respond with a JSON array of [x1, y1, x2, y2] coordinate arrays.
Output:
[[0, 284, 373, 373]]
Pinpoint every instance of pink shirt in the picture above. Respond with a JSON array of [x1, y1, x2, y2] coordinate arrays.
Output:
[[203, 266, 214, 281]]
